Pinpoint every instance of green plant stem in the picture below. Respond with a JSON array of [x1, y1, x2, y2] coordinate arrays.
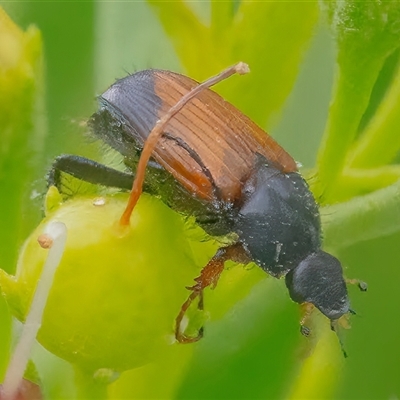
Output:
[[0, 297, 11, 382], [287, 313, 344, 399], [2, 222, 66, 400], [316, 53, 385, 202], [0, 17, 45, 272], [322, 179, 400, 251], [74, 367, 109, 400], [340, 166, 400, 197], [316, 0, 400, 201], [348, 65, 400, 168]]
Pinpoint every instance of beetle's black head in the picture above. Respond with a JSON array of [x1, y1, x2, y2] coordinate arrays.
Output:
[[285, 250, 349, 320]]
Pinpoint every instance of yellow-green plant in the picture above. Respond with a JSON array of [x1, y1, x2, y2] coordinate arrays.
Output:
[[1, 2, 400, 399]]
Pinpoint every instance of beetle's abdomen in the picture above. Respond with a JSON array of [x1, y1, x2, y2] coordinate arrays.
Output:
[[92, 70, 297, 204], [235, 156, 321, 277]]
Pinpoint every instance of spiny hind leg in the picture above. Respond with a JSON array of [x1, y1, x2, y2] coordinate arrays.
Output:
[[175, 243, 249, 343]]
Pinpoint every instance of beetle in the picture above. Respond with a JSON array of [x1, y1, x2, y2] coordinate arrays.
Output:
[[48, 63, 360, 344]]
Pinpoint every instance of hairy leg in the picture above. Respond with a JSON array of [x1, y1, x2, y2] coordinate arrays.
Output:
[[47, 154, 134, 191]]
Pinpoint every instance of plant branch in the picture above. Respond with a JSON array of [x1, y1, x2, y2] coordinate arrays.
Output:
[[340, 166, 400, 196], [322, 180, 400, 251], [1, 222, 67, 400], [348, 65, 400, 168]]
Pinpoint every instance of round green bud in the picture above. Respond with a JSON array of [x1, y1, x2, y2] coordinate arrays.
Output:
[[0, 191, 203, 372]]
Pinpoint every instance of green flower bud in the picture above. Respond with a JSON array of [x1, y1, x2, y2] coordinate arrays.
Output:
[[0, 190, 204, 372]]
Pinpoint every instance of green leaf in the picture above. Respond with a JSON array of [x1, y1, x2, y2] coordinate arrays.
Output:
[[348, 65, 400, 169], [0, 7, 45, 272], [322, 179, 400, 251], [148, 1, 319, 128], [4, 3, 400, 399], [147, 0, 211, 77], [0, 7, 44, 384], [316, 0, 400, 201]]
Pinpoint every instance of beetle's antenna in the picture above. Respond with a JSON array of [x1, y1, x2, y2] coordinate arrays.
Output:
[[119, 62, 250, 226]]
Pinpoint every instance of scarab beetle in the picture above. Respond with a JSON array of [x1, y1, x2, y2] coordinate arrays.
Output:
[[48, 63, 356, 344]]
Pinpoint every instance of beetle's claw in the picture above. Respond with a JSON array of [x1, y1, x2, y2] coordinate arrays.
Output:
[[176, 327, 204, 344], [358, 281, 368, 292], [175, 288, 204, 344], [345, 278, 368, 292], [300, 325, 311, 337], [186, 283, 201, 291]]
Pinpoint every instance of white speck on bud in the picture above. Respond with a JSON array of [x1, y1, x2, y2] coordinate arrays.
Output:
[[93, 197, 106, 207]]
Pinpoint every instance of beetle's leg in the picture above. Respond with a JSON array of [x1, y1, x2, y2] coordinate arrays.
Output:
[[48, 154, 134, 191], [299, 302, 315, 337], [175, 243, 248, 344], [342, 279, 367, 318], [175, 249, 226, 344], [345, 278, 368, 292], [174, 289, 206, 344]]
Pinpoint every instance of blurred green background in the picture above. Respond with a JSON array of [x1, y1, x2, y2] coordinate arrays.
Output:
[[1, 1, 400, 399]]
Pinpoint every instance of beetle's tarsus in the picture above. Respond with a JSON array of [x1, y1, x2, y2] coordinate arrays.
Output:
[[176, 327, 204, 344], [175, 247, 233, 343], [298, 302, 315, 337], [300, 325, 311, 337], [175, 289, 204, 343], [346, 278, 368, 292], [358, 281, 368, 291], [175, 243, 251, 343]]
